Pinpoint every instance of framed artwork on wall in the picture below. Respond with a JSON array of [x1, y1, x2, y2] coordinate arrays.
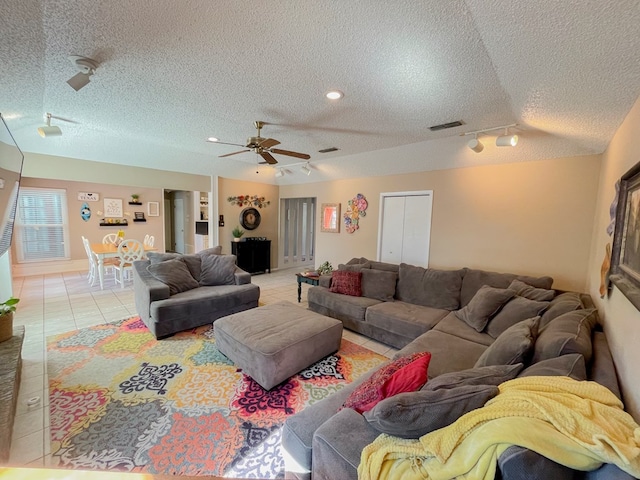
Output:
[[103, 198, 123, 218], [320, 203, 340, 233], [610, 160, 640, 311], [148, 201, 159, 217]]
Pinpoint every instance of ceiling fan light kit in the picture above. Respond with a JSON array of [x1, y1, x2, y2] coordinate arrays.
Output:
[[67, 55, 99, 91], [37, 113, 62, 137], [462, 123, 518, 153]]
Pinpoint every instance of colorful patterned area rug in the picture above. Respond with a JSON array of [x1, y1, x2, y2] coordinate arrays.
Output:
[[47, 316, 387, 478]]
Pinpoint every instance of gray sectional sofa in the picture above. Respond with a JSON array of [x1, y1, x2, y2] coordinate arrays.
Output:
[[283, 258, 632, 479], [133, 247, 260, 339]]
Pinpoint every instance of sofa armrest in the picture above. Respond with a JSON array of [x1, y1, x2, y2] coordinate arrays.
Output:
[[133, 261, 171, 320], [234, 266, 252, 285], [319, 274, 332, 288]]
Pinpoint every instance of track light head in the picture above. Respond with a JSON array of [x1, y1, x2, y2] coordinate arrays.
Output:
[[467, 136, 484, 153], [275, 169, 285, 178], [37, 113, 62, 137], [301, 163, 312, 176], [496, 134, 518, 147]]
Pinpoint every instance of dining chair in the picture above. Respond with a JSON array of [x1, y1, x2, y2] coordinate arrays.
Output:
[[145, 235, 155, 247], [143, 234, 150, 245], [102, 233, 119, 244], [81, 236, 98, 286], [114, 239, 145, 288]]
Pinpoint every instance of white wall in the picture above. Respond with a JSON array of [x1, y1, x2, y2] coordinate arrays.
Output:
[[587, 95, 640, 422]]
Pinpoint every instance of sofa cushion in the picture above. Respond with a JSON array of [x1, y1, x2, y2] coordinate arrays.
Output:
[[363, 260, 399, 272], [341, 352, 431, 414], [147, 251, 205, 281], [533, 308, 599, 363], [146, 258, 199, 295], [394, 330, 488, 379], [518, 353, 587, 380], [365, 302, 449, 341], [361, 269, 397, 301], [460, 269, 553, 307], [508, 279, 556, 301], [199, 254, 237, 286], [486, 296, 550, 339], [539, 291, 584, 328], [423, 363, 523, 390], [363, 384, 498, 439], [455, 286, 516, 332], [396, 264, 465, 310], [474, 316, 540, 368], [329, 270, 362, 296], [308, 286, 380, 323], [433, 312, 494, 346]]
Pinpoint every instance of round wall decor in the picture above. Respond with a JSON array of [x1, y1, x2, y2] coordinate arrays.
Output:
[[240, 207, 261, 230]]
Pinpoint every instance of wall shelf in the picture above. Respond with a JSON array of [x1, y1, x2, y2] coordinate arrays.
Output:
[[133, 219, 146, 222], [128, 202, 142, 205]]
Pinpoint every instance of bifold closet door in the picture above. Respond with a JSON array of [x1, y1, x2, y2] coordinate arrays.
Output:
[[378, 192, 432, 267]]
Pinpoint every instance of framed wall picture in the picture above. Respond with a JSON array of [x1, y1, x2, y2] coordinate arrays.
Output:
[[103, 198, 123, 217], [148, 201, 159, 217], [610, 160, 640, 311], [320, 203, 340, 233]]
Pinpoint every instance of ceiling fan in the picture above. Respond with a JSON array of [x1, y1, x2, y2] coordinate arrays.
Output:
[[211, 120, 310, 165]]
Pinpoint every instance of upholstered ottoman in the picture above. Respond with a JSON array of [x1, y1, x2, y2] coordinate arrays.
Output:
[[215, 300, 343, 390]]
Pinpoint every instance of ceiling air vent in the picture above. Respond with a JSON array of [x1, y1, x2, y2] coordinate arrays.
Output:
[[318, 147, 339, 153], [429, 120, 464, 132]]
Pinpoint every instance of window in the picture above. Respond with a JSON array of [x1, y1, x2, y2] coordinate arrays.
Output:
[[15, 187, 70, 262]]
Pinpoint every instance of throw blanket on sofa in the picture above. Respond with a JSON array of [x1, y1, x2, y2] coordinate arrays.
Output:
[[358, 376, 640, 480]]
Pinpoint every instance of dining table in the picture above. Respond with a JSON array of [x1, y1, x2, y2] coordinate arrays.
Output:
[[90, 242, 157, 290]]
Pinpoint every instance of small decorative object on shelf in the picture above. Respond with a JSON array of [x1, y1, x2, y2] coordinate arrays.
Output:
[[344, 193, 368, 234], [129, 194, 141, 205], [0, 296, 19, 343], [232, 225, 245, 242], [227, 195, 270, 208], [100, 218, 129, 226], [133, 212, 146, 222], [317, 261, 333, 276]]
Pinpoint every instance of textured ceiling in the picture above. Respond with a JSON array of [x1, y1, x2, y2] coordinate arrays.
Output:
[[1, 0, 640, 185]]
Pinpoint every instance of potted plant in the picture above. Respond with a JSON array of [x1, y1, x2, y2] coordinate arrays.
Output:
[[0, 297, 19, 343], [130, 194, 140, 204], [232, 225, 245, 242], [317, 261, 333, 276]]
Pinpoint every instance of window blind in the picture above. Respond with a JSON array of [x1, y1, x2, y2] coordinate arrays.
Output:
[[15, 187, 70, 262]]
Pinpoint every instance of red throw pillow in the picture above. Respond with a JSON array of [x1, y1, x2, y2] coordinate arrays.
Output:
[[341, 352, 432, 414], [329, 270, 363, 296]]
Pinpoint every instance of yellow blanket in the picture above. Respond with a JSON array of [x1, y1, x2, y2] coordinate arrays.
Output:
[[358, 376, 640, 480]]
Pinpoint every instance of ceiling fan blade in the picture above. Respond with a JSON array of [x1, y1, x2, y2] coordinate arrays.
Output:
[[208, 140, 246, 147], [259, 152, 278, 165], [219, 149, 250, 158], [258, 138, 280, 149], [270, 148, 311, 160]]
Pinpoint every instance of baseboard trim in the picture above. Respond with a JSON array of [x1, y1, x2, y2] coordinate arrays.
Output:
[[13, 259, 87, 277]]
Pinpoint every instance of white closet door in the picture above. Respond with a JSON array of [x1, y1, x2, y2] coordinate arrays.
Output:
[[380, 196, 405, 264], [378, 191, 432, 267]]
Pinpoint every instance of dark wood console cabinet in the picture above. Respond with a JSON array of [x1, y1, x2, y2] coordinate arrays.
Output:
[[231, 239, 271, 274]]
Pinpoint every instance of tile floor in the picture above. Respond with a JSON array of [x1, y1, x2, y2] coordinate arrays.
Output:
[[8, 267, 398, 467]]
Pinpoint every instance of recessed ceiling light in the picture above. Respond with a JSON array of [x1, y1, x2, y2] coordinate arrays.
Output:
[[326, 90, 343, 100], [207, 137, 219, 142]]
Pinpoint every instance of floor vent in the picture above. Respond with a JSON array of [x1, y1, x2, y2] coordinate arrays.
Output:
[[318, 147, 339, 153], [429, 120, 464, 131]]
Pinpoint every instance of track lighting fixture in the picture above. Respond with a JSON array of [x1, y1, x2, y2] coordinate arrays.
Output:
[[275, 168, 285, 178], [300, 163, 311, 176], [461, 123, 518, 152], [496, 128, 519, 147], [467, 134, 484, 153], [67, 55, 99, 91], [37, 113, 62, 137]]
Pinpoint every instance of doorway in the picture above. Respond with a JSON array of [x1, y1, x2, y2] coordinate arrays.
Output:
[[280, 197, 316, 270], [377, 191, 433, 267], [164, 190, 193, 253]]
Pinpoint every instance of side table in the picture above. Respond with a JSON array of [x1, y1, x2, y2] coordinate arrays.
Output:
[[296, 273, 320, 302]]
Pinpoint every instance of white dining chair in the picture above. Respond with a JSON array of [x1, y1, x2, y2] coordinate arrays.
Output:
[[145, 235, 155, 247], [102, 233, 119, 245], [143, 234, 150, 245], [81, 236, 98, 286], [114, 239, 145, 288]]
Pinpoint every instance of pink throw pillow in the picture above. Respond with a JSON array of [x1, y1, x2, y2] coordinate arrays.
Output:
[[341, 352, 432, 414], [329, 270, 363, 296]]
